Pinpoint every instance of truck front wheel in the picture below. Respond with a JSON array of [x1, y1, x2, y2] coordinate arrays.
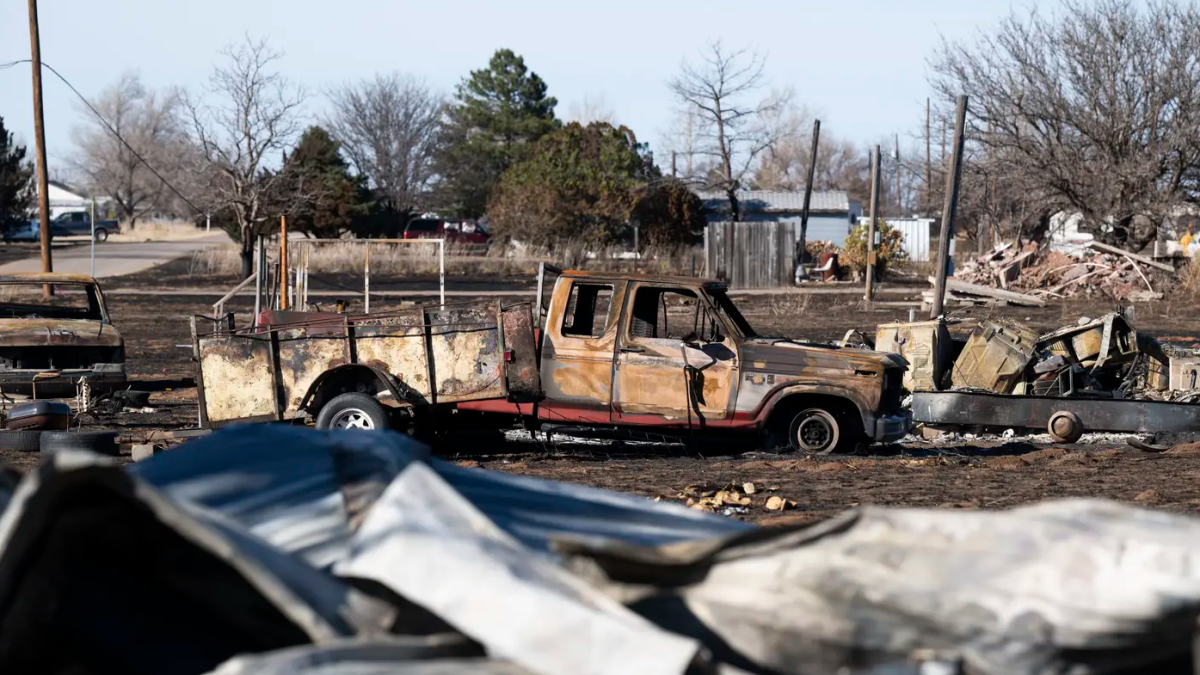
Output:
[[317, 393, 389, 430], [788, 408, 842, 455]]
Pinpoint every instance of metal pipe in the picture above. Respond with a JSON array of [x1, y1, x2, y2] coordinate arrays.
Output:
[[439, 238, 445, 308], [931, 95, 969, 319], [279, 215, 288, 310], [364, 243, 370, 314], [253, 236, 262, 326]]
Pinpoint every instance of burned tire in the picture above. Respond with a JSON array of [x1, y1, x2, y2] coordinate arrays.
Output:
[[1047, 411, 1084, 444], [0, 430, 43, 453], [788, 408, 842, 455], [40, 431, 119, 456], [316, 393, 389, 431]]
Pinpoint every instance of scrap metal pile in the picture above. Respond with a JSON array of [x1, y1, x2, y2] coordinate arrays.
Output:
[[878, 311, 1200, 440], [925, 241, 1176, 308], [6, 426, 1200, 674]]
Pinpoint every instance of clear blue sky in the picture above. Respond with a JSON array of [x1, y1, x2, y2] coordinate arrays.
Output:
[[0, 0, 1047, 178]]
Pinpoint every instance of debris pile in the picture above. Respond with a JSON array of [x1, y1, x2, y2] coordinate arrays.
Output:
[[928, 241, 1175, 308], [670, 482, 796, 514], [9, 426, 1200, 674]]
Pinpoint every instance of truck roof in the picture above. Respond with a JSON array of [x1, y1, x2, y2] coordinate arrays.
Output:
[[0, 272, 99, 285], [560, 270, 726, 289]]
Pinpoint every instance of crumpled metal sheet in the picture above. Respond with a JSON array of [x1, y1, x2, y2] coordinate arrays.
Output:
[[203, 636, 511, 675], [334, 458, 706, 675], [129, 425, 426, 569], [558, 498, 1200, 675], [432, 459, 752, 555], [0, 451, 395, 675]]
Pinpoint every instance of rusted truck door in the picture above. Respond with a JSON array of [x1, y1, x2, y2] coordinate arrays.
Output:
[[539, 278, 624, 411], [612, 283, 738, 424]]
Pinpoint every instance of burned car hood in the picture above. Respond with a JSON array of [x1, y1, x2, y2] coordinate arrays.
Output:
[[740, 339, 906, 374], [0, 319, 123, 348]]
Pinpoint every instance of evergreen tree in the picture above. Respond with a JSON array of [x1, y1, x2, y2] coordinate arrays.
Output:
[[0, 116, 34, 228], [433, 49, 559, 217]]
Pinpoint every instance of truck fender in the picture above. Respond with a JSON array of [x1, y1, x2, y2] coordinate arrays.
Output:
[[299, 364, 408, 414], [757, 383, 874, 432]]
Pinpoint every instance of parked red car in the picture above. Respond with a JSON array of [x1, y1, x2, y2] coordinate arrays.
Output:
[[402, 218, 490, 248]]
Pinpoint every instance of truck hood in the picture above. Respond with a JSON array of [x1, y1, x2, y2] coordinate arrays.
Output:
[[740, 339, 906, 374], [0, 319, 123, 348]]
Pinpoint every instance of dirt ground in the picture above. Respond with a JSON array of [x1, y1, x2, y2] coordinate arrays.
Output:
[[5, 265, 1200, 527]]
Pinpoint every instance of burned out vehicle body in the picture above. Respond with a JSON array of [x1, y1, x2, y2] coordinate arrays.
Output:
[[0, 273, 125, 396], [194, 270, 908, 452]]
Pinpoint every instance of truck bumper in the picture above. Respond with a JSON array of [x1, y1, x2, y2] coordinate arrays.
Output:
[[872, 412, 911, 443], [0, 364, 127, 393]]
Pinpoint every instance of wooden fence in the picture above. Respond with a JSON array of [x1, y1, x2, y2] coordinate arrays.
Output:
[[705, 221, 796, 289]]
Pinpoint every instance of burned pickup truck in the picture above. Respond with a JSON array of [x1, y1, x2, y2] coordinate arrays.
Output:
[[193, 269, 908, 453], [0, 273, 125, 397]]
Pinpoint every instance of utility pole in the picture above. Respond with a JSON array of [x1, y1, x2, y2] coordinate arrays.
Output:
[[894, 133, 902, 217], [930, 95, 969, 320], [795, 119, 820, 282], [864, 145, 881, 302], [921, 97, 931, 210], [671, 151, 677, 178], [27, 0, 52, 294]]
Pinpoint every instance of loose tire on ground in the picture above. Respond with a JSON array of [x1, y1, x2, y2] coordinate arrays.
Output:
[[0, 430, 43, 452], [788, 408, 843, 455], [316, 392, 390, 430], [40, 430, 119, 456], [1048, 411, 1084, 444]]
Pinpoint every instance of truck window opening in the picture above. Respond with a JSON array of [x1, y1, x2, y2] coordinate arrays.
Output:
[[562, 283, 613, 338]]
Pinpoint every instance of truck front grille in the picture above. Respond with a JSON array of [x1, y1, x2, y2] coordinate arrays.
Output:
[[880, 368, 904, 415]]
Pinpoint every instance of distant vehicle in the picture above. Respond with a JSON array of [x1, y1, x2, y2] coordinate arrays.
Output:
[[50, 210, 120, 242], [402, 218, 490, 248], [2, 213, 119, 243]]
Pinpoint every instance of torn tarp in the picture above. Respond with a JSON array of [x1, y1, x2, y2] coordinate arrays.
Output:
[[0, 450, 395, 675], [558, 498, 1200, 675]]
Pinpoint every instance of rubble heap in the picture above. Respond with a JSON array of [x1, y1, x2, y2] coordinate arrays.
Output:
[[933, 241, 1176, 307]]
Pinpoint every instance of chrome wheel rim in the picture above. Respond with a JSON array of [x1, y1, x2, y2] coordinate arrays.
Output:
[[330, 408, 375, 430], [797, 416, 833, 451]]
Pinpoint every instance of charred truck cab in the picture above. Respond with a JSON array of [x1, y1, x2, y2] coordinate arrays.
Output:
[[514, 271, 908, 453], [0, 273, 126, 397], [193, 268, 908, 454]]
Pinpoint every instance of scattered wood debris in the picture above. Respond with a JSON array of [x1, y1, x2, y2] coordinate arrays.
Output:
[[931, 241, 1179, 308]]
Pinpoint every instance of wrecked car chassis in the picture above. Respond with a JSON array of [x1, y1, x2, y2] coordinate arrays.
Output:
[[912, 390, 1200, 443]]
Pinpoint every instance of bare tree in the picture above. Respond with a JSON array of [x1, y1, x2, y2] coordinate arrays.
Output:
[[929, 0, 1200, 251], [70, 72, 183, 228], [326, 73, 441, 220], [660, 107, 708, 181], [667, 41, 786, 220], [183, 35, 305, 277], [752, 98, 873, 199], [567, 93, 616, 125]]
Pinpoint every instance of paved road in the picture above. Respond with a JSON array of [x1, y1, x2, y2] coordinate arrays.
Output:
[[0, 234, 228, 278]]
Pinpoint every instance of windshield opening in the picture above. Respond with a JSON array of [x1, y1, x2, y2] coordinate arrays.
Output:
[[708, 289, 756, 339], [0, 283, 105, 321]]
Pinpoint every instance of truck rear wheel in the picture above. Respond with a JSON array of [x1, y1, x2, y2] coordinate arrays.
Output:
[[93, 228, 108, 242], [788, 408, 842, 455], [316, 393, 389, 430]]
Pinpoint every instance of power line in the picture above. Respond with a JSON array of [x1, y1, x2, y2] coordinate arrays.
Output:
[[0, 58, 204, 215]]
